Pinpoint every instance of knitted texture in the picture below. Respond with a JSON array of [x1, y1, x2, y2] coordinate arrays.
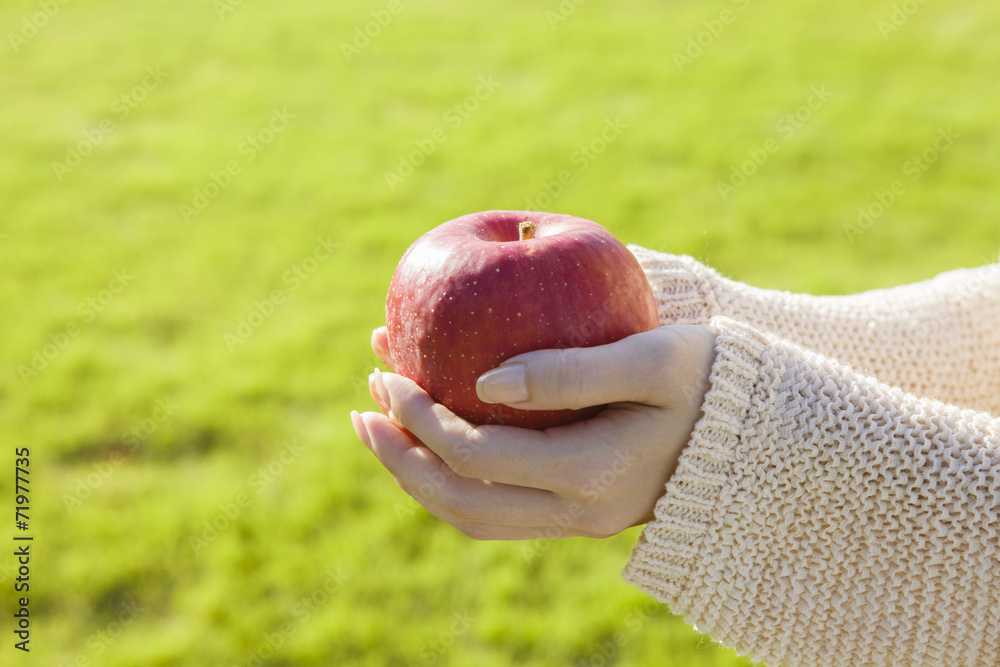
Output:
[[623, 317, 1000, 667], [627, 246, 1000, 415], [621, 249, 1000, 667]]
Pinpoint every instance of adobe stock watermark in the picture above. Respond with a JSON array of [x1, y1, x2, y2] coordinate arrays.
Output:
[[520, 407, 640, 563], [384, 75, 502, 192], [180, 107, 295, 223], [214, 0, 246, 20], [844, 126, 960, 243], [350, 361, 377, 397], [524, 117, 628, 210], [545, 0, 586, 30], [408, 612, 475, 667], [223, 236, 338, 351], [520, 501, 586, 563], [340, 0, 406, 62], [7, 0, 71, 54], [580, 450, 636, 503], [57, 599, 146, 667], [189, 439, 307, 556], [673, 0, 751, 73], [394, 469, 447, 522], [51, 65, 169, 182], [515, 445, 639, 562], [878, 0, 931, 40], [17, 269, 134, 386], [578, 605, 658, 667], [716, 84, 834, 201], [223, 291, 286, 351], [387, 412, 505, 522], [238, 567, 351, 667], [894, 258, 1000, 364], [281, 236, 340, 290], [62, 398, 181, 514]]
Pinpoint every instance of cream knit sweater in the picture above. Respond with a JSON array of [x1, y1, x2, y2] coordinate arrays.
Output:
[[622, 247, 1000, 667]]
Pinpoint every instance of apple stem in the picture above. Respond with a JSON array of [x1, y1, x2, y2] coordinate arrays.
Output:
[[519, 221, 536, 241]]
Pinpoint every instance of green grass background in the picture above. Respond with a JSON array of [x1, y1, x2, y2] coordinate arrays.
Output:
[[1, 0, 998, 665]]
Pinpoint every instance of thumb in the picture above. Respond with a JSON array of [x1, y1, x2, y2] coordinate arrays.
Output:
[[475, 328, 673, 411]]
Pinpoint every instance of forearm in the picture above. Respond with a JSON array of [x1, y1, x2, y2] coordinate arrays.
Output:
[[629, 246, 1000, 414], [623, 317, 1000, 667]]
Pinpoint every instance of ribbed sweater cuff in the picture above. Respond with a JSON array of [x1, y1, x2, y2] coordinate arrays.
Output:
[[621, 316, 768, 603], [627, 245, 721, 325]]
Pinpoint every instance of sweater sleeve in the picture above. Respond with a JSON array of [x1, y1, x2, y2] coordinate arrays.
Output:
[[627, 245, 1000, 415], [622, 316, 1000, 667]]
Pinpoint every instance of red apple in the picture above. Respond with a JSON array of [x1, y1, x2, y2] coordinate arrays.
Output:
[[385, 210, 660, 430]]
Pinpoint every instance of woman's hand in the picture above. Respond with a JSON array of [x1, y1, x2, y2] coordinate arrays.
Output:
[[350, 324, 717, 540]]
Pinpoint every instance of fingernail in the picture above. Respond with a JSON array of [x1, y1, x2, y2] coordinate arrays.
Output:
[[373, 367, 392, 410], [350, 410, 372, 449], [477, 363, 529, 404]]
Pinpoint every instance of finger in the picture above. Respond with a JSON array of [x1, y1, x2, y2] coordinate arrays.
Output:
[[397, 468, 599, 540], [371, 327, 394, 370], [360, 412, 590, 531], [373, 371, 589, 492], [474, 336, 657, 410], [475, 326, 702, 411], [368, 370, 390, 414], [350, 410, 371, 450], [393, 472, 602, 540], [368, 370, 410, 432]]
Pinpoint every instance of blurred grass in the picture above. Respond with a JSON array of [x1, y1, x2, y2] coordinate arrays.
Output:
[[0, 0, 998, 665]]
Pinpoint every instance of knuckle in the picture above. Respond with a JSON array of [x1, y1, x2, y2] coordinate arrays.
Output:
[[444, 427, 487, 479], [634, 329, 681, 402], [556, 350, 588, 409], [447, 455, 480, 480]]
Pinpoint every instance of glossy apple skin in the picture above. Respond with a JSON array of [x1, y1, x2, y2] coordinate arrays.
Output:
[[385, 210, 660, 430]]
